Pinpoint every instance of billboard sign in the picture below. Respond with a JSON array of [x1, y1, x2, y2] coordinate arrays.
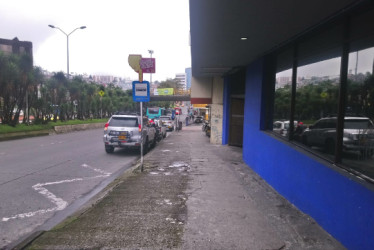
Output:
[[153, 88, 174, 96], [140, 58, 155, 73]]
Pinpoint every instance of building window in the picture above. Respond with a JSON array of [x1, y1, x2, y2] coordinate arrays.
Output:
[[342, 45, 374, 178], [296, 55, 341, 161], [273, 49, 293, 138], [0, 44, 12, 54], [270, 4, 374, 182]]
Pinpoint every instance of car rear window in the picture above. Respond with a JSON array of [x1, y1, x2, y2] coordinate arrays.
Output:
[[159, 116, 171, 120], [109, 117, 138, 127]]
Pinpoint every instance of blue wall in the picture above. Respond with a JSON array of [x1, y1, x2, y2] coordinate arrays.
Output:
[[228, 58, 374, 250]]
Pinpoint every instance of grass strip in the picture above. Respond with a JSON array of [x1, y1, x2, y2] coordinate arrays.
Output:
[[0, 119, 107, 134]]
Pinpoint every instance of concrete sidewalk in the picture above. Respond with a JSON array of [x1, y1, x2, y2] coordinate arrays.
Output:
[[23, 124, 344, 249]]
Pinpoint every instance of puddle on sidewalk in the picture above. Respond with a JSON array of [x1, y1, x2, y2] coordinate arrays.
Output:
[[148, 161, 191, 176]]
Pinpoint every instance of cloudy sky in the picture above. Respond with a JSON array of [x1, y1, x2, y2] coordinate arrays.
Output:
[[0, 0, 191, 82]]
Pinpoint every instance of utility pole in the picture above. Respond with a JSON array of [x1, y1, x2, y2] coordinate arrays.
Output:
[[148, 50, 154, 84]]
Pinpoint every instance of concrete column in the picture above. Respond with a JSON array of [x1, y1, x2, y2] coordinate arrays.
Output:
[[210, 77, 224, 144]]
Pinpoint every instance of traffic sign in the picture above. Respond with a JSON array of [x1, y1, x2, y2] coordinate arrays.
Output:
[[132, 81, 150, 102], [320, 92, 328, 98], [98, 90, 105, 97]]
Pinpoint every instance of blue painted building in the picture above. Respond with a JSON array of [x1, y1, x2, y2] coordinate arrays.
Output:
[[190, 1, 374, 249]]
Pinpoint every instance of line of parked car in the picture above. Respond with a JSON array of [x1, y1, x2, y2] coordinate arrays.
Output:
[[103, 112, 171, 154], [273, 116, 374, 157]]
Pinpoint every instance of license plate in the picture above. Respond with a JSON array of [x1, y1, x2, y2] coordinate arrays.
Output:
[[118, 135, 127, 140]]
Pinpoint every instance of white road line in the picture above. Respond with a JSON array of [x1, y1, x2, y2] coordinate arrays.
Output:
[[81, 163, 111, 177], [2, 164, 111, 222]]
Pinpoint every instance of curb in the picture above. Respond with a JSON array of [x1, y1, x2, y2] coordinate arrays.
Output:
[[6, 123, 162, 249], [12, 157, 142, 250], [53, 123, 106, 134], [0, 130, 51, 141], [18, 132, 171, 249]]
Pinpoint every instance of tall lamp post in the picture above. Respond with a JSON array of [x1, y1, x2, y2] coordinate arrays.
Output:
[[148, 49, 154, 84], [48, 25, 86, 78]]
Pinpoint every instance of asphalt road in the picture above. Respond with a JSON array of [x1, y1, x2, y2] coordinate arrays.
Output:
[[0, 128, 139, 249]]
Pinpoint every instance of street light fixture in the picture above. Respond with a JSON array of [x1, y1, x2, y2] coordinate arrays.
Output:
[[48, 24, 86, 78], [148, 49, 154, 84]]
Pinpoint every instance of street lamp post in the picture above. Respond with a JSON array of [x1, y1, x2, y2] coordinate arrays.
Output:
[[48, 25, 86, 78], [148, 49, 154, 84]]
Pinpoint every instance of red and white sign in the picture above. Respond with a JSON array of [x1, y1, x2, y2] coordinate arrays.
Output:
[[140, 58, 155, 73]]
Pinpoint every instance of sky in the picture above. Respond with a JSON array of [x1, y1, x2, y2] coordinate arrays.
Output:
[[0, 0, 191, 82], [277, 48, 374, 78]]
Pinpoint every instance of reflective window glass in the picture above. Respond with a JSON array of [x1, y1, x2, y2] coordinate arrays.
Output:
[[296, 55, 341, 159], [268, 6, 374, 182], [342, 46, 374, 178], [274, 69, 292, 137]]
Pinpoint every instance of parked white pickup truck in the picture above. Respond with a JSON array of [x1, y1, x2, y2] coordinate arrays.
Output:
[[103, 113, 157, 154]]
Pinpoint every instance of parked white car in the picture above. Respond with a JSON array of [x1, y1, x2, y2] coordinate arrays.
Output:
[[103, 113, 156, 154], [154, 119, 167, 141], [273, 120, 298, 137], [302, 116, 374, 155], [159, 115, 174, 131]]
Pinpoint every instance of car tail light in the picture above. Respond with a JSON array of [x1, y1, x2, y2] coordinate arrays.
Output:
[[104, 122, 109, 131], [138, 124, 142, 132]]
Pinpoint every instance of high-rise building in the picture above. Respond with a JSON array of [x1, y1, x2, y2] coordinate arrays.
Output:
[[175, 73, 186, 89], [185, 68, 192, 89]]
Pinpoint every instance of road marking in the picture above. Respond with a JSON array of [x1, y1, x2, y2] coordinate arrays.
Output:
[[2, 164, 111, 222]]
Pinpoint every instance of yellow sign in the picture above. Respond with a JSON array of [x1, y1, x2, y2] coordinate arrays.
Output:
[[193, 104, 208, 108], [98, 90, 105, 97], [128, 54, 143, 82], [320, 92, 328, 98]]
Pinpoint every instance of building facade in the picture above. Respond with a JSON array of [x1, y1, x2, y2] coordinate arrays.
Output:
[[185, 68, 192, 89], [0, 37, 33, 118], [190, 1, 374, 249], [175, 73, 187, 90], [0, 37, 33, 57]]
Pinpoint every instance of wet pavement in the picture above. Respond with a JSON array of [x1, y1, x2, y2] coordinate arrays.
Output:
[[19, 124, 344, 249]]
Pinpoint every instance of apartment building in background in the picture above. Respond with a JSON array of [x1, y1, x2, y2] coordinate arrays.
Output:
[[175, 73, 186, 89], [0, 37, 33, 57], [0, 37, 33, 116], [185, 67, 192, 89]]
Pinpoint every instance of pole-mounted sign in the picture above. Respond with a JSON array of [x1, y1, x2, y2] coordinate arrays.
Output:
[[132, 81, 150, 102], [128, 54, 155, 172], [128, 54, 156, 83]]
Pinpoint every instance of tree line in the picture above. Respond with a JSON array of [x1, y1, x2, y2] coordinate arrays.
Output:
[[0, 52, 182, 126], [274, 73, 374, 122]]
